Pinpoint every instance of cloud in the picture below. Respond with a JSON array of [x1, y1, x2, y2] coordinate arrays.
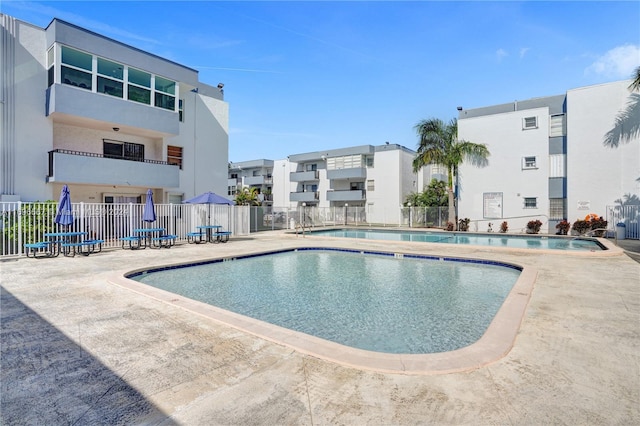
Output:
[[519, 47, 530, 58], [585, 44, 640, 79], [496, 49, 508, 61]]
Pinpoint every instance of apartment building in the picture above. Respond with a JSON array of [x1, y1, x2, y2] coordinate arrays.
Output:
[[228, 159, 274, 203], [457, 80, 639, 233], [230, 143, 441, 221], [1, 15, 229, 205]]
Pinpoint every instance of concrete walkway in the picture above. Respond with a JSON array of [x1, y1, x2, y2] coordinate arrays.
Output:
[[1, 232, 638, 425]]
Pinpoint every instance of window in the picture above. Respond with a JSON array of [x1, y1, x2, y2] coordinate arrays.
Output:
[[524, 197, 537, 209], [306, 163, 317, 172], [61, 46, 92, 90], [523, 116, 538, 130], [97, 57, 123, 98], [367, 180, 375, 191], [522, 156, 537, 169], [227, 186, 236, 196], [47, 46, 55, 87], [549, 198, 566, 220], [154, 76, 176, 111], [103, 139, 144, 161], [167, 145, 183, 169], [549, 114, 566, 137], [366, 156, 374, 167], [127, 68, 151, 105], [179, 99, 184, 122]]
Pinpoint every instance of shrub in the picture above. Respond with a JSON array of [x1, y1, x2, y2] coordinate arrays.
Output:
[[590, 217, 608, 237], [526, 220, 542, 234], [458, 218, 470, 231], [555, 220, 571, 235], [571, 219, 591, 235], [499, 221, 509, 233], [446, 221, 454, 231]]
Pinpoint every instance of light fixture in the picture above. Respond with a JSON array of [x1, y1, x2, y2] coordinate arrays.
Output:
[[217, 83, 224, 89], [457, 106, 463, 111], [112, 127, 120, 132]]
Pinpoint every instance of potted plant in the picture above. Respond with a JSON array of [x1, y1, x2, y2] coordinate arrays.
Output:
[[555, 220, 571, 235], [526, 219, 542, 234], [458, 218, 470, 231], [445, 221, 454, 231], [571, 219, 591, 235], [589, 216, 608, 237], [499, 221, 508, 233]]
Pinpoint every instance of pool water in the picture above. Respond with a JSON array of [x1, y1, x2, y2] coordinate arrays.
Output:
[[129, 248, 521, 354], [308, 228, 605, 251]]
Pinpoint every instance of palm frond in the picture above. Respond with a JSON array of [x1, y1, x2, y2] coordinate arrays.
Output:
[[603, 93, 640, 148]]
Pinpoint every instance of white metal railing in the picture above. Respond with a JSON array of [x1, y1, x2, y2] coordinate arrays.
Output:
[[607, 204, 639, 239], [1, 202, 249, 257]]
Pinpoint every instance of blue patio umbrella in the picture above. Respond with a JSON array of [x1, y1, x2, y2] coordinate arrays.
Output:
[[55, 184, 73, 229], [183, 191, 234, 227], [142, 189, 157, 225], [183, 192, 234, 205]]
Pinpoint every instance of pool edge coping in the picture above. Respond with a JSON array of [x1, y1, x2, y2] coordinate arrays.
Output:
[[107, 247, 537, 376]]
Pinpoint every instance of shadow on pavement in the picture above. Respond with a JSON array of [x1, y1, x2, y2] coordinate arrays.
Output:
[[0, 286, 176, 425]]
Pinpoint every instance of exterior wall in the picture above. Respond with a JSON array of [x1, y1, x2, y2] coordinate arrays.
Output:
[[566, 80, 639, 221], [457, 80, 639, 233], [458, 106, 551, 231], [1, 16, 229, 204], [2, 17, 53, 201]]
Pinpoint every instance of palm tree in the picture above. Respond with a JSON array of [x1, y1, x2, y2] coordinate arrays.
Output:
[[412, 118, 490, 226], [603, 66, 640, 148], [234, 187, 261, 206]]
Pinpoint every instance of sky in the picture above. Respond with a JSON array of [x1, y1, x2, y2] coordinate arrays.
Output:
[[3, 1, 640, 162]]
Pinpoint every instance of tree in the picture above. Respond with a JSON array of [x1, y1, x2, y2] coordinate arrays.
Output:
[[603, 66, 640, 148], [234, 187, 261, 206], [412, 118, 490, 226], [404, 178, 448, 207]]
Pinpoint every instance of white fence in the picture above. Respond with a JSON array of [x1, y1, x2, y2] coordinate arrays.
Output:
[[0, 202, 249, 257], [607, 204, 640, 239]]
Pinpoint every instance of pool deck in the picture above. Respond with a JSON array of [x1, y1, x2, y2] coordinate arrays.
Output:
[[2, 231, 639, 424]]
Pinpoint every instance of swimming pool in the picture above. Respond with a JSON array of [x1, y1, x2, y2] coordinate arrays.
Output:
[[128, 248, 521, 354], [306, 228, 606, 251]]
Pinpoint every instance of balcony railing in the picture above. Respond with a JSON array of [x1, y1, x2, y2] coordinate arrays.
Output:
[[48, 149, 179, 187], [290, 170, 319, 182], [327, 189, 366, 201], [290, 191, 319, 202]]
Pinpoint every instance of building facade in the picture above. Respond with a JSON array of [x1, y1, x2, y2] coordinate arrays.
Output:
[[457, 80, 639, 233], [230, 143, 439, 222], [1, 15, 230, 205]]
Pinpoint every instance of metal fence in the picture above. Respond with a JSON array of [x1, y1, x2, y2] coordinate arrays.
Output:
[[249, 206, 450, 232], [607, 204, 640, 239], [0, 202, 249, 257]]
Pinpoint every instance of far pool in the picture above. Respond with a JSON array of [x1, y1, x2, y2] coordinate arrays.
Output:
[[307, 228, 606, 251], [128, 248, 521, 354]]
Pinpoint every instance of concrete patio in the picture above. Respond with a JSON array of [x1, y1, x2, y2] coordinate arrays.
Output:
[[1, 231, 638, 425]]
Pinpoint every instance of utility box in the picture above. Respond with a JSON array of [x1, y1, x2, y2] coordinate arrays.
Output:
[[616, 223, 626, 240]]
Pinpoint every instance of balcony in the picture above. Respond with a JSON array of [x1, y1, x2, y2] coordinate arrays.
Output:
[[47, 149, 179, 187], [290, 170, 319, 182], [326, 167, 366, 180], [290, 191, 319, 202], [244, 175, 273, 185], [327, 190, 366, 202]]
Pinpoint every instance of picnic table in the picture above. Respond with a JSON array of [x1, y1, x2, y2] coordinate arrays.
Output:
[[40, 231, 104, 257]]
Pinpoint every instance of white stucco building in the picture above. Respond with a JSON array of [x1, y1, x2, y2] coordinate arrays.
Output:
[[230, 143, 442, 223], [1, 15, 230, 205], [457, 80, 639, 233]]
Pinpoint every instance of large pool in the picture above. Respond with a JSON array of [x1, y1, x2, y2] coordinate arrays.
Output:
[[128, 248, 521, 354], [307, 228, 606, 251]]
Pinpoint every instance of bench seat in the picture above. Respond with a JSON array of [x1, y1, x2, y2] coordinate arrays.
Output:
[[186, 231, 205, 244], [120, 235, 143, 250], [151, 235, 177, 248], [61, 239, 105, 257], [25, 242, 57, 259], [215, 231, 232, 243]]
